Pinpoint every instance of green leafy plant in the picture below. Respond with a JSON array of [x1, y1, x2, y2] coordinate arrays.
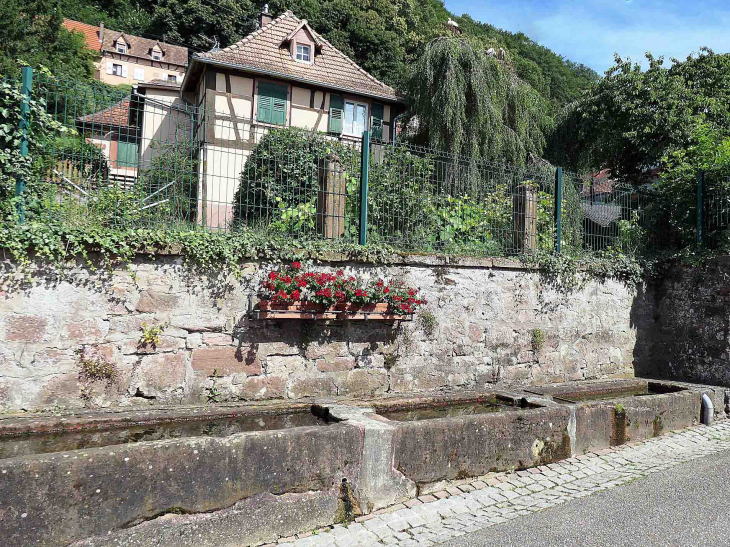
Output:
[[418, 310, 438, 338], [531, 328, 546, 353], [206, 368, 223, 403], [139, 321, 167, 348], [78, 354, 119, 401]]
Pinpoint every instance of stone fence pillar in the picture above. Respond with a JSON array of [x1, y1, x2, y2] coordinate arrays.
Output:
[[513, 181, 538, 253]]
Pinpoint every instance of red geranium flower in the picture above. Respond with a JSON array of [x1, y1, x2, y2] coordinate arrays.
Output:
[[298, 279, 307, 288], [354, 289, 364, 297], [292, 262, 302, 270], [408, 288, 417, 296], [291, 289, 301, 301], [268, 272, 278, 280], [282, 276, 292, 284], [384, 287, 390, 294]]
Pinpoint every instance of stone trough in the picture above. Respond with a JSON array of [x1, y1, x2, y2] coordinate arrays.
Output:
[[0, 381, 725, 547]]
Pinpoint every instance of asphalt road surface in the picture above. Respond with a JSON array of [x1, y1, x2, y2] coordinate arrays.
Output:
[[443, 448, 730, 547]]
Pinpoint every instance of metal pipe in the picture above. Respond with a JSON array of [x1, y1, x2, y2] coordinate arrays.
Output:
[[391, 112, 407, 147], [702, 393, 714, 426]]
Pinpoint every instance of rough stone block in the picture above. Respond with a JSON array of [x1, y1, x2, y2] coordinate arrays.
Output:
[[192, 347, 262, 376], [335, 369, 388, 397], [135, 290, 181, 313], [258, 342, 301, 357], [62, 318, 107, 343], [355, 354, 386, 369], [133, 352, 187, 399], [316, 356, 356, 372], [305, 341, 348, 360], [287, 376, 338, 398], [6, 315, 48, 343], [202, 332, 234, 346], [241, 376, 286, 399], [266, 355, 307, 376]]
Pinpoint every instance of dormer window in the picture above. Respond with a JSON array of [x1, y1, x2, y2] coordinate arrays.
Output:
[[152, 50, 162, 61], [116, 42, 127, 54], [296, 44, 311, 62]]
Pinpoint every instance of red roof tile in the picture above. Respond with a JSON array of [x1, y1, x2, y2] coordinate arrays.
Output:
[[195, 11, 398, 102], [62, 19, 102, 51], [77, 98, 136, 129]]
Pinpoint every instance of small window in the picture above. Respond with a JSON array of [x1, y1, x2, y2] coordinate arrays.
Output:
[[112, 64, 124, 76], [296, 44, 311, 62], [152, 50, 162, 61], [133, 67, 145, 81], [167, 74, 177, 83], [343, 101, 368, 137], [116, 42, 127, 54]]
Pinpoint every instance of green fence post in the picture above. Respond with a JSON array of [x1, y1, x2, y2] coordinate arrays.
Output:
[[697, 169, 705, 246], [359, 130, 370, 246], [16, 66, 34, 223], [554, 166, 563, 253]]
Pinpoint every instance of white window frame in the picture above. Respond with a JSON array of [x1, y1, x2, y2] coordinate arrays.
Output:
[[152, 50, 162, 61], [112, 63, 124, 76], [116, 42, 127, 54], [295, 44, 311, 63], [133, 67, 145, 81], [167, 74, 177, 83], [343, 100, 368, 137]]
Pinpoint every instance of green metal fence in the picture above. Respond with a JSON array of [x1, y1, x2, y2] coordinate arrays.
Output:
[[4, 69, 658, 257]]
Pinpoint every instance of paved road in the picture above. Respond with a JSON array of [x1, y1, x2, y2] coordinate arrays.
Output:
[[444, 447, 730, 547]]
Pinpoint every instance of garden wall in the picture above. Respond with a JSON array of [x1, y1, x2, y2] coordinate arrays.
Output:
[[637, 257, 730, 389], [0, 255, 654, 412]]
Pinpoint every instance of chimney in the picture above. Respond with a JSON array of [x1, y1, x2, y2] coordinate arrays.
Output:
[[99, 22, 105, 48], [260, 4, 272, 28]]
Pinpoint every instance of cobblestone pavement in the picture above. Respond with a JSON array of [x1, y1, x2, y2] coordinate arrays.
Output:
[[268, 421, 730, 547]]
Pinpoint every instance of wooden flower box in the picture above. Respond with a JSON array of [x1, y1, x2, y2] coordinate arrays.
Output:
[[253, 300, 411, 321]]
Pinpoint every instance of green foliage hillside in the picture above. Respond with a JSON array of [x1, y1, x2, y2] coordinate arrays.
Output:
[[21, 0, 597, 109]]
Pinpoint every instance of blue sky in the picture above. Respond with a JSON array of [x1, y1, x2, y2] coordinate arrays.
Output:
[[444, 0, 730, 74]]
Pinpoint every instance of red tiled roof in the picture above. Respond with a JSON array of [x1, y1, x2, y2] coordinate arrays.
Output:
[[584, 169, 614, 196], [62, 19, 102, 51], [77, 98, 136, 129], [195, 11, 398, 101], [63, 18, 188, 67]]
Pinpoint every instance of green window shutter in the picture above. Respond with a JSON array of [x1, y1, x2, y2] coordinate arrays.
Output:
[[371, 102, 384, 140], [117, 141, 138, 167], [258, 82, 288, 125], [328, 94, 343, 134]]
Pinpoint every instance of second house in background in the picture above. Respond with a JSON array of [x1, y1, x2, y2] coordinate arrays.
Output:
[[62, 19, 188, 85]]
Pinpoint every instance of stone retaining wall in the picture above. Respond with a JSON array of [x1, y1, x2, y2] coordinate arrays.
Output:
[[0, 255, 650, 412], [638, 257, 730, 389]]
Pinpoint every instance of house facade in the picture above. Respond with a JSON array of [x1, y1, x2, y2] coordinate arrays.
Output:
[[62, 19, 188, 86], [179, 10, 404, 228]]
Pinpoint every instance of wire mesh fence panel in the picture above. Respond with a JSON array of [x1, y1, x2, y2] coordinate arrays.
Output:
[[568, 169, 657, 256], [7, 72, 669, 257], [231, 126, 362, 241], [26, 75, 201, 230], [703, 175, 730, 247], [366, 141, 558, 257]]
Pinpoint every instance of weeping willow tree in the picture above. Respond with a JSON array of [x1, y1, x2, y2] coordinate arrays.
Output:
[[407, 37, 553, 165]]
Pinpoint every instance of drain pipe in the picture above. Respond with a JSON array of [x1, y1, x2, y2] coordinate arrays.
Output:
[[701, 393, 714, 426]]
